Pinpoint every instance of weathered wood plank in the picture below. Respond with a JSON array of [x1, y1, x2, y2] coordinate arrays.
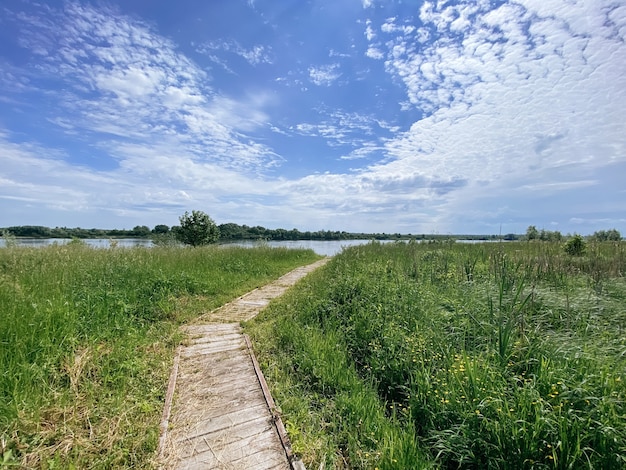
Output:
[[180, 341, 245, 357], [174, 402, 269, 439], [182, 326, 240, 337], [178, 433, 287, 468], [175, 415, 275, 458], [186, 331, 244, 343], [177, 358, 257, 383]]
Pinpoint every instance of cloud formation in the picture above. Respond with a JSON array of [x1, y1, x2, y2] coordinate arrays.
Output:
[[197, 40, 273, 66], [0, 0, 624, 235], [308, 64, 342, 86], [6, 2, 279, 173], [357, 0, 626, 231]]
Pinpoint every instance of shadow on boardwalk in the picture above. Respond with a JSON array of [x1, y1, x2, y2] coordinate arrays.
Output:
[[158, 258, 330, 470]]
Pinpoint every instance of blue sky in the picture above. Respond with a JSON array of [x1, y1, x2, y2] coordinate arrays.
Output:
[[1, 0, 625, 234]]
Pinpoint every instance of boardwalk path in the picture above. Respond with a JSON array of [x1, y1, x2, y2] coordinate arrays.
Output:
[[159, 258, 330, 469]]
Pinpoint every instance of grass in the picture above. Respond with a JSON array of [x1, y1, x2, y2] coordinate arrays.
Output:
[[246, 240, 626, 469], [0, 243, 320, 468]]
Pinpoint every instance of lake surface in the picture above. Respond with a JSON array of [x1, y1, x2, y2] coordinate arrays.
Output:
[[0, 238, 394, 256], [224, 239, 398, 256], [1, 237, 502, 255]]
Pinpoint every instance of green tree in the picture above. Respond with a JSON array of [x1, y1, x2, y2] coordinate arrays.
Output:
[[152, 224, 170, 234], [591, 229, 621, 242], [607, 229, 622, 241], [525, 225, 539, 240], [218, 223, 244, 240], [132, 225, 151, 237], [564, 234, 586, 256], [176, 210, 220, 247]]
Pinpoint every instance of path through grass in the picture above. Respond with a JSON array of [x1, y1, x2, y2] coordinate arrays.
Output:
[[0, 243, 319, 468]]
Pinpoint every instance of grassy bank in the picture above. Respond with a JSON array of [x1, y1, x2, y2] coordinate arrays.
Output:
[[0, 243, 319, 468], [246, 240, 626, 469]]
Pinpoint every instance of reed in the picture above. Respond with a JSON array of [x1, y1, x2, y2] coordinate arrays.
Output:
[[247, 240, 626, 469]]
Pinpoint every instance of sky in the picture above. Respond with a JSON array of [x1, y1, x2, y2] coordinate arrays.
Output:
[[1, 0, 625, 235]]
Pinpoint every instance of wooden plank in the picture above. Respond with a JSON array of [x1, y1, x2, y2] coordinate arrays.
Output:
[[178, 432, 287, 468], [186, 331, 244, 344], [182, 340, 244, 354], [182, 322, 241, 333], [158, 346, 181, 458], [188, 389, 267, 422], [174, 402, 270, 440], [180, 341, 245, 357], [237, 299, 270, 306], [175, 415, 274, 458], [231, 447, 291, 469], [188, 332, 243, 345], [178, 355, 255, 378], [176, 447, 289, 470], [203, 376, 261, 397]]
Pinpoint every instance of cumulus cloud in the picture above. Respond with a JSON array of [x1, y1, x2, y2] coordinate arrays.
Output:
[[366, 47, 385, 60]]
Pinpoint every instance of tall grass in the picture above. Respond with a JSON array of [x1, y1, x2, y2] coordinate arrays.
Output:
[[0, 243, 319, 468], [246, 240, 626, 469]]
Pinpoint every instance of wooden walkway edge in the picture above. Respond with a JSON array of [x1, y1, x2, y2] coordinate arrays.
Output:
[[158, 258, 330, 469]]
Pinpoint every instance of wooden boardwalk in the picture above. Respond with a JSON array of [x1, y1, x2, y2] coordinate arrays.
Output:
[[158, 258, 330, 469]]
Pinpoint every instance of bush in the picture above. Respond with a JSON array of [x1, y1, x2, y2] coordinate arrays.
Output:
[[564, 234, 586, 256]]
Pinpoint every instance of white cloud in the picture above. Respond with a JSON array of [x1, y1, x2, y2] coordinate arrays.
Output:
[[6, 2, 280, 174], [379, 0, 626, 184], [0, 1, 301, 231], [294, 110, 382, 148], [0, 127, 287, 228], [339, 143, 384, 161], [365, 19, 376, 41], [2, 0, 625, 234], [351, 0, 626, 232], [329, 49, 351, 58], [381, 18, 415, 35], [196, 40, 273, 66], [308, 63, 342, 86], [366, 46, 385, 60]]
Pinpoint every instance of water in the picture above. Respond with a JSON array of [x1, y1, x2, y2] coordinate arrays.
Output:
[[0, 237, 395, 256], [223, 239, 397, 256], [0, 237, 508, 255], [0, 238, 154, 248]]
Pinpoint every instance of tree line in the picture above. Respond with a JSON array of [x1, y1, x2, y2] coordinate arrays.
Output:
[[1, 225, 155, 239], [524, 225, 622, 242], [1, 222, 410, 242], [2, 219, 621, 244]]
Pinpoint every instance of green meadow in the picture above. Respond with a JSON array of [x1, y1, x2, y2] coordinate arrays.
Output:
[[246, 240, 626, 469], [0, 243, 319, 468]]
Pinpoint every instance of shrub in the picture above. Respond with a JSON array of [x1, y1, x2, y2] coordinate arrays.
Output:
[[564, 234, 586, 256]]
